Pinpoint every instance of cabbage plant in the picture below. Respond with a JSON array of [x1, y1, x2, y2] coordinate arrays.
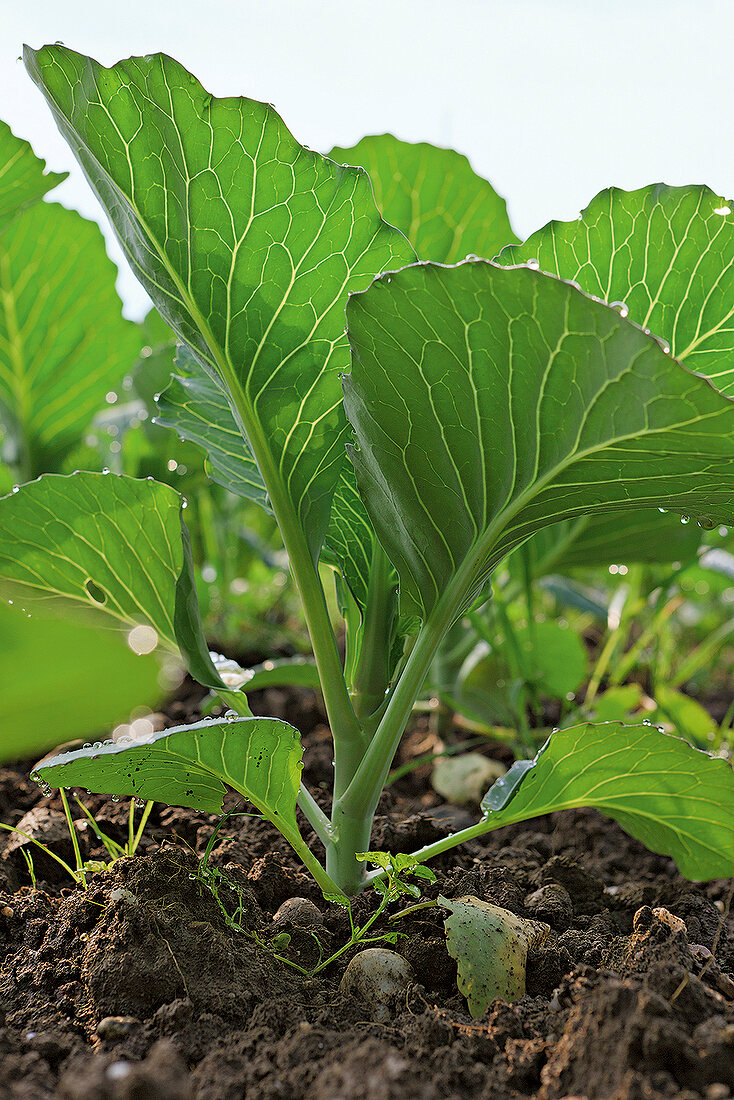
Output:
[[2, 45, 734, 896]]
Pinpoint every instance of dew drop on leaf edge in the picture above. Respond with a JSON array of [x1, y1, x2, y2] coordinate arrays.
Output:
[[609, 300, 629, 318]]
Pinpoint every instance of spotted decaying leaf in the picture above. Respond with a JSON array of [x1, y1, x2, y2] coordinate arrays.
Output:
[[441, 895, 549, 1017]]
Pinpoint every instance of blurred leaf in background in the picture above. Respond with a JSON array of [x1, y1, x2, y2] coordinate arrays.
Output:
[[0, 601, 167, 764]]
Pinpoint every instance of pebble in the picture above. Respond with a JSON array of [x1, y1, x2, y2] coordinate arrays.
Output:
[[105, 1061, 132, 1081], [690, 943, 714, 964], [272, 897, 323, 930], [687, 943, 734, 997], [340, 949, 414, 1021], [108, 887, 138, 906], [705, 1085, 730, 1100], [96, 1016, 140, 1040]]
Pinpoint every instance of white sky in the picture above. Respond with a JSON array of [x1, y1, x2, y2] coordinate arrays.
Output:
[[2, 0, 732, 318]]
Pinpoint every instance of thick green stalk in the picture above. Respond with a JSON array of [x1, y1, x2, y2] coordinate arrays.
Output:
[[324, 543, 399, 894], [216, 360, 368, 893], [337, 575, 362, 689], [338, 588, 459, 825], [349, 540, 397, 728], [325, 593, 453, 895], [335, 474, 570, 833], [325, 811, 373, 896], [233, 445, 371, 893], [259, 470, 363, 757]]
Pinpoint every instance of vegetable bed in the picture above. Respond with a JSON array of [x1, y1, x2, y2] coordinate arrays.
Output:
[[0, 684, 732, 1100]]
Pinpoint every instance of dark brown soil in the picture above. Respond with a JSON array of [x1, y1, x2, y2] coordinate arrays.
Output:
[[0, 687, 732, 1100]]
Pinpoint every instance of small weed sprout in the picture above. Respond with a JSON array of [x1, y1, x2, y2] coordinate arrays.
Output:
[[0, 792, 155, 889]]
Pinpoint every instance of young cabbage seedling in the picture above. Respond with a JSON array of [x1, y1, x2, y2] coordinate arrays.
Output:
[[3, 46, 734, 897]]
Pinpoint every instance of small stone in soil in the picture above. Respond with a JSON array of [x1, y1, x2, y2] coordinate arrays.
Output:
[[96, 1015, 141, 1040], [272, 897, 323, 929], [106, 1062, 132, 1081], [340, 949, 414, 1021], [108, 887, 139, 906]]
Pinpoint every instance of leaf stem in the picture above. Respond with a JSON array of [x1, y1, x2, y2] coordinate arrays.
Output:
[[363, 812, 519, 884], [226, 394, 366, 797], [281, 823, 347, 901], [297, 783, 333, 845]]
